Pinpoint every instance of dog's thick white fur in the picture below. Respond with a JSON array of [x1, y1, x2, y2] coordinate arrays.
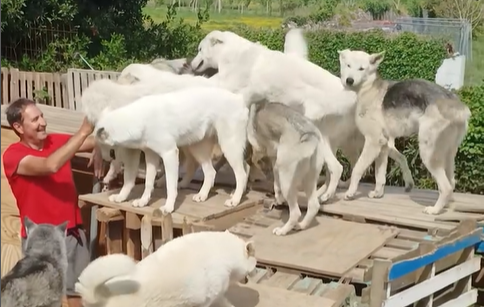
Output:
[[338, 49, 470, 214], [94, 87, 249, 214], [284, 28, 308, 60], [81, 68, 219, 190], [75, 231, 257, 307], [191, 30, 361, 202], [118, 63, 216, 87]]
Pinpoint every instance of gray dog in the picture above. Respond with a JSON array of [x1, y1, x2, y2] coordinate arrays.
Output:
[[247, 101, 325, 236], [1, 217, 68, 307]]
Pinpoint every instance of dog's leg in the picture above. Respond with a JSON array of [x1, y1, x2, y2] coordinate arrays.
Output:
[[316, 137, 343, 203], [154, 147, 180, 215], [344, 139, 383, 200], [187, 140, 217, 202], [108, 149, 141, 203], [387, 138, 415, 192], [178, 148, 199, 189], [272, 159, 301, 236], [102, 159, 122, 191], [271, 159, 285, 206], [295, 158, 320, 231], [368, 145, 389, 199], [218, 144, 248, 208], [339, 140, 362, 189], [131, 149, 159, 208], [419, 124, 453, 215]]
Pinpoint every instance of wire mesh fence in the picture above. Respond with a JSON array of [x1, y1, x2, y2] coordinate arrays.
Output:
[[394, 17, 472, 60]]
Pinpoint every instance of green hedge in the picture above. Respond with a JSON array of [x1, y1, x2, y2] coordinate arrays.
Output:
[[231, 27, 447, 81]]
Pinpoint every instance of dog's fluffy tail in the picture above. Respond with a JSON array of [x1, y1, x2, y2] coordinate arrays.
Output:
[[284, 28, 308, 60], [75, 254, 137, 305]]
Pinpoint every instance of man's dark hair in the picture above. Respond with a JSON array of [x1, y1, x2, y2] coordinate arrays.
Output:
[[5, 98, 36, 128]]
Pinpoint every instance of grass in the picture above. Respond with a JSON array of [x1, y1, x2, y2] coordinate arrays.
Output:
[[142, 5, 283, 30], [465, 35, 484, 85]]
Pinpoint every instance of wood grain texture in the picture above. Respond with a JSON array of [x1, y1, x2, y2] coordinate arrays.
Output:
[[251, 216, 399, 277], [1, 243, 22, 277]]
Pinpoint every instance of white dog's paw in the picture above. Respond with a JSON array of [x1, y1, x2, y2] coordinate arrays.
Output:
[[108, 194, 126, 203], [102, 177, 112, 185], [224, 198, 239, 208], [423, 206, 442, 215], [272, 227, 289, 236], [153, 205, 174, 217], [131, 198, 149, 208], [368, 189, 384, 199], [319, 192, 332, 203], [192, 193, 208, 203], [344, 191, 356, 201]]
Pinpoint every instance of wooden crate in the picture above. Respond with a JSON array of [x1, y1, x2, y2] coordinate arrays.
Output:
[[79, 184, 266, 260], [365, 221, 481, 307]]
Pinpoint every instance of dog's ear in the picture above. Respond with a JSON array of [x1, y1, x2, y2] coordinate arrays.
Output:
[[338, 49, 350, 58], [245, 241, 256, 257], [370, 51, 385, 66], [210, 37, 223, 46], [24, 216, 37, 236]]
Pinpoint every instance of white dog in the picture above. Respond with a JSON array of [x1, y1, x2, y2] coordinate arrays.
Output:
[[80, 68, 219, 189], [338, 49, 470, 214], [75, 231, 257, 307], [94, 86, 249, 214], [190, 30, 360, 203]]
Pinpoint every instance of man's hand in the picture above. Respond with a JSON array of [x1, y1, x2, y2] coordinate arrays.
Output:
[[78, 117, 95, 137], [87, 145, 105, 178]]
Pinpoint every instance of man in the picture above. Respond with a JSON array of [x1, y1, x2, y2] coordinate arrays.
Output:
[[2, 98, 103, 307]]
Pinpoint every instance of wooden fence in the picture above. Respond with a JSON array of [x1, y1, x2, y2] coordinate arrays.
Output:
[[1, 68, 120, 109]]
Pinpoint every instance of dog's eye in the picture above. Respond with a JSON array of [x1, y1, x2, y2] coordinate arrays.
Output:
[[358, 67, 364, 71], [347, 64, 351, 68]]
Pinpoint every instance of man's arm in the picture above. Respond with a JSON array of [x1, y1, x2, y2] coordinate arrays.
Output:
[[13, 117, 95, 176], [78, 135, 96, 153], [16, 130, 91, 176]]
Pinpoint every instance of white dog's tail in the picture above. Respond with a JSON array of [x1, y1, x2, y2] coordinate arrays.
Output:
[[284, 28, 308, 60], [75, 254, 137, 305]]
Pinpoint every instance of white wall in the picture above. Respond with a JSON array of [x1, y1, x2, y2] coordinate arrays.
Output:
[[435, 54, 466, 90]]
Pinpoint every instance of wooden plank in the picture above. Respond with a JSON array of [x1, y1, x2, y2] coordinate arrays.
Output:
[[225, 283, 343, 307], [79, 184, 265, 226], [250, 216, 399, 277]]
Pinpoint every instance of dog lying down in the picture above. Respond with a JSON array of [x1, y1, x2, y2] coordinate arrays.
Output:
[[248, 101, 325, 236], [75, 231, 257, 307], [338, 49, 471, 214], [95, 86, 250, 215]]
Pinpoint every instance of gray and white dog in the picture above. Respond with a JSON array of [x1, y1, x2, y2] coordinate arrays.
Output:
[[338, 49, 471, 215], [247, 101, 325, 236], [1, 217, 68, 307]]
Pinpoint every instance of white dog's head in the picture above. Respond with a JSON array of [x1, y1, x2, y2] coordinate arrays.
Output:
[[191, 30, 227, 73], [338, 49, 385, 90]]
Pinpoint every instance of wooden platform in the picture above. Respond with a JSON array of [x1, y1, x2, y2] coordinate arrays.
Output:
[[227, 272, 356, 307], [229, 183, 484, 284], [79, 184, 266, 226]]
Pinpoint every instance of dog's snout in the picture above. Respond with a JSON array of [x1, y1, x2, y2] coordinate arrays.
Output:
[[346, 77, 354, 86]]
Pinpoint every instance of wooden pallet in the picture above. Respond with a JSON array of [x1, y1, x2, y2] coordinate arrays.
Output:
[[229, 205, 447, 284], [235, 267, 356, 307]]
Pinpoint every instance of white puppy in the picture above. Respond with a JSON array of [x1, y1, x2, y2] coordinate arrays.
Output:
[[94, 86, 249, 214], [75, 231, 257, 307]]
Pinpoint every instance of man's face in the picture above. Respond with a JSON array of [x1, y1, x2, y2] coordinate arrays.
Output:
[[13, 104, 48, 141]]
